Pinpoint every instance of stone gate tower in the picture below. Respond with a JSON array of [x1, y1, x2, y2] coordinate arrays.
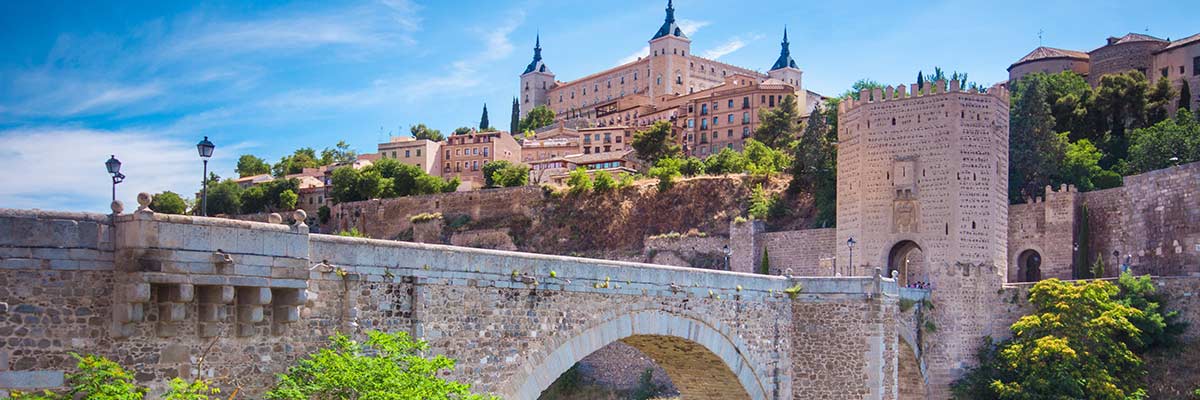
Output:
[[647, 0, 691, 99], [836, 81, 1010, 281], [519, 34, 555, 118]]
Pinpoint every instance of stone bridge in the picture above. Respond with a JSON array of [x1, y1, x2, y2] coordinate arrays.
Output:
[[0, 208, 916, 399]]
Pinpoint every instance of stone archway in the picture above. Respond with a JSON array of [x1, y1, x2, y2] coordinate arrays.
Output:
[[509, 310, 766, 400], [888, 240, 926, 287], [1016, 249, 1042, 282]]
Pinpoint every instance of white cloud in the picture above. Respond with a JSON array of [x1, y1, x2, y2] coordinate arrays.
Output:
[[615, 19, 710, 66], [702, 39, 746, 60], [0, 128, 249, 213], [477, 10, 525, 61]]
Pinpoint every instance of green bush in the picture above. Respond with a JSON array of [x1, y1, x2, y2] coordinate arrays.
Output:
[[648, 157, 683, 192], [566, 167, 592, 195], [317, 205, 331, 225], [278, 189, 298, 211], [592, 170, 616, 193], [266, 331, 495, 399], [150, 191, 188, 215], [747, 184, 775, 220], [338, 227, 366, 238], [409, 212, 443, 224]]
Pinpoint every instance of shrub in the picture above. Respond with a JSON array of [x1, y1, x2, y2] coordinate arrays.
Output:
[[759, 248, 770, 275], [265, 331, 495, 399], [338, 227, 366, 238], [703, 148, 747, 175], [409, 212, 443, 224], [278, 189, 298, 211], [747, 184, 775, 220], [317, 205, 331, 225], [648, 157, 683, 192], [592, 170, 616, 193], [616, 172, 635, 189], [566, 167, 592, 195]]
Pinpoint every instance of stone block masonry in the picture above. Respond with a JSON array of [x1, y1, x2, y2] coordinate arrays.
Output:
[[0, 207, 907, 399]]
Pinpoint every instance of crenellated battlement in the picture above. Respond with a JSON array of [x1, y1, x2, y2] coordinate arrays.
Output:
[[838, 79, 1010, 113]]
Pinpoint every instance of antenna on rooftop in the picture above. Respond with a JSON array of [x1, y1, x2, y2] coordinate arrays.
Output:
[[1038, 29, 1044, 46]]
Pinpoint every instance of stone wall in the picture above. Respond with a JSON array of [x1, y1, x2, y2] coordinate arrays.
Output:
[[0, 207, 906, 399], [760, 228, 836, 276], [643, 234, 727, 269]]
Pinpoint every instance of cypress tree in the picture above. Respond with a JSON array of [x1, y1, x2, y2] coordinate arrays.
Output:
[[1074, 205, 1091, 279], [510, 97, 520, 134], [917, 71, 924, 90], [1180, 80, 1192, 112], [479, 104, 490, 130], [759, 248, 771, 275]]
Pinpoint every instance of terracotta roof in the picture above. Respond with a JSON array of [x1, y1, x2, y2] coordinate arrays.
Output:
[[1158, 32, 1200, 52], [1011, 46, 1089, 68], [564, 149, 635, 165], [1108, 33, 1168, 45]]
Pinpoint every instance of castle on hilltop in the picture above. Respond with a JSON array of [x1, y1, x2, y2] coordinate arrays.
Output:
[[519, 0, 824, 158]]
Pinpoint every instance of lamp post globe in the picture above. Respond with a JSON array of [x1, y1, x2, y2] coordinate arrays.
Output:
[[845, 237, 857, 277], [197, 136, 215, 216], [105, 155, 125, 205], [722, 244, 732, 271]]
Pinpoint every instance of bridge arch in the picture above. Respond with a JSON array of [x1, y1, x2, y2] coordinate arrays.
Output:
[[508, 310, 769, 400]]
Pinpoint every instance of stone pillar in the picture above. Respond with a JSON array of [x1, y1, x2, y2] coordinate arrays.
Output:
[[197, 285, 234, 338], [156, 283, 193, 337], [236, 287, 272, 337], [729, 220, 765, 274]]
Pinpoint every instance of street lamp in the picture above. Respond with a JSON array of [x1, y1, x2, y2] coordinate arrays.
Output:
[[845, 237, 857, 277], [1112, 250, 1120, 276], [722, 244, 732, 271], [105, 155, 125, 205], [196, 136, 215, 216]]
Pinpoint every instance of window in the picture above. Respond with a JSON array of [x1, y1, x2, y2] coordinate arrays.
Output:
[[455, 149, 461, 156], [676, 75, 682, 85], [713, 102, 719, 111], [657, 75, 662, 85], [743, 97, 750, 109], [688, 104, 694, 113], [742, 112, 749, 124], [1194, 56, 1200, 76], [701, 104, 708, 115], [761, 95, 766, 104], [405, 150, 411, 158], [712, 116, 718, 127], [416, 149, 421, 157], [687, 119, 694, 128], [769, 96, 775, 107], [728, 114, 734, 124], [700, 119, 708, 129], [634, 72, 638, 80], [727, 129, 733, 138], [742, 127, 750, 138], [728, 99, 734, 108], [446, 150, 451, 159], [483, 148, 489, 156], [1162, 67, 1169, 78]]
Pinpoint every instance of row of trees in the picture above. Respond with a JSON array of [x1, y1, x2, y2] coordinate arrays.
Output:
[[8, 331, 494, 399], [1010, 70, 1197, 202], [329, 157, 459, 203], [236, 142, 359, 179]]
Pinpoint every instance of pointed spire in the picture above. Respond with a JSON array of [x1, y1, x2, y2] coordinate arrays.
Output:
[[771, 26, 797, 70], [652, 0, 686, 40], [523, 33, 548, 75]]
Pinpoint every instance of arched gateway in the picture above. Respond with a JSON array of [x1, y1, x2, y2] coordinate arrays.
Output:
[[887, 240, 926, 286], [510, 310, 763, 400]]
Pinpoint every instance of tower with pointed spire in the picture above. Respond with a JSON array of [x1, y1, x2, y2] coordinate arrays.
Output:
[[768, 27, 805, 108], [647, 0, 691, 99], [519, 33, 556, 118]]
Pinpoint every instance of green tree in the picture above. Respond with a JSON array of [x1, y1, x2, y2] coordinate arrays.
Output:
[[840, 78, 884, 100], [616, 172, 635, 189], [266, 331, 493, 399], [453, 127, 474, 136], [1008, 77, 1065, 203], [279, 189, 298, 210], [759, 248, 771, 275], [482, 160, 515, 188], [150, 191, 187, 215], [703, 147, 747, 174], [1179, 80, 1192, 112], [236, 154, 271, 177], [790, 107, 837, 227], [479, 103, 490, 130], [743, 139, 791, 179], [318, 205, 331, 225], [753, 94, 802, 149], [1059, 135, 1105, 192], [330, 167, 365, 204], [631, 120, 681, 164], [566, 167, 592, 195], [518, 105, 555, 132], [1128, 109, 1200, 173], [747, 184, 775, 220], [273, 148, 321, 177], [162, 377, 220, 400], [592, 170, 615, 193], [510, 97, 520, 135], [647, 157, 682, 192], [954, 278, 1162, 399], [491, 164, 530, 188], [410, 124, 444, 141], [1094, 71, 1150, 168], [203, 179, 243, 216], [241, 185, 269, 213], [1146, 76, 1178, 126], [320, 141, 358, 165]]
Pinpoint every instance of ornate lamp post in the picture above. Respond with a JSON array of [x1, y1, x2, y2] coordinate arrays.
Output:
[[1112, 250, 1121, 276], [105, 155, 125, 205], [196, 136, 215, 216], [845, 237, 857, 277], [722, 244, 732, 271]]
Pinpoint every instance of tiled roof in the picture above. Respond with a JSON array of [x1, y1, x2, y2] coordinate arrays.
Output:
[[564, 149, 635, 165], [1013, 46, 1090, 66], [1159, 32, 1200, 52], [1109, 33, 1168, 45]]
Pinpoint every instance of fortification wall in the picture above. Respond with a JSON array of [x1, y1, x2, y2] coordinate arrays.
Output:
[[1088, 41, 1166, 85], [760, 228, 836, 276]]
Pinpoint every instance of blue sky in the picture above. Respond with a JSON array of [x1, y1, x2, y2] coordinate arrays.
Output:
[[1, 0, 1197, 212]]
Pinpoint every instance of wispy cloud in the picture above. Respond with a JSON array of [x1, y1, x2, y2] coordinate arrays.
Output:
[[616, 19, 710, 65], [701, 33, 764, 60], [0, 127, 249, 212]]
